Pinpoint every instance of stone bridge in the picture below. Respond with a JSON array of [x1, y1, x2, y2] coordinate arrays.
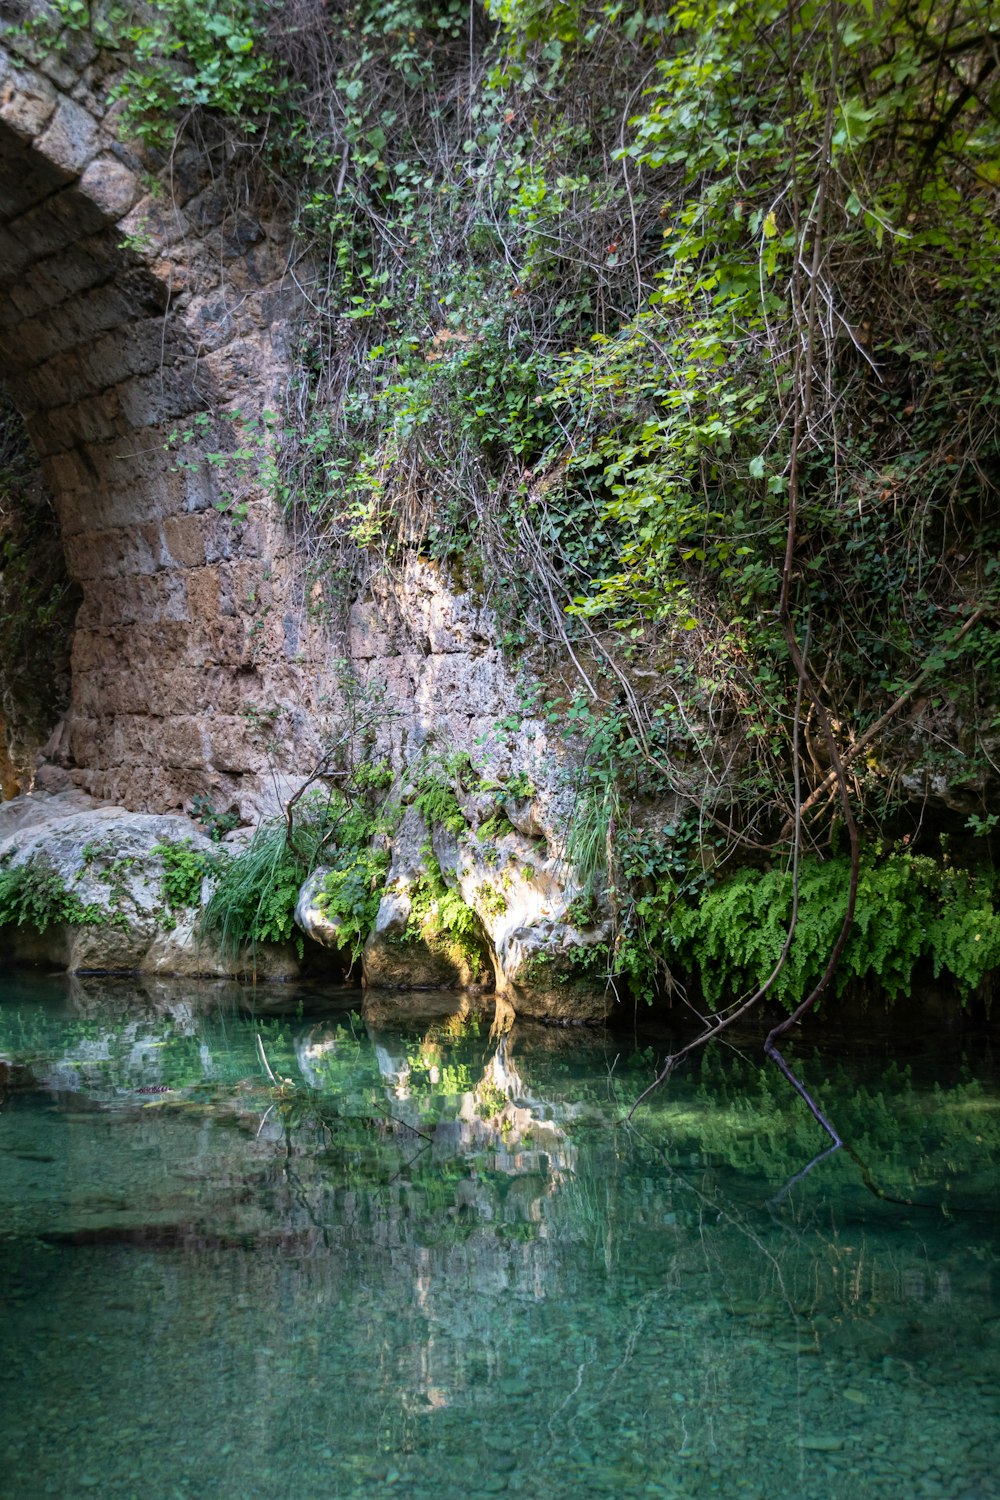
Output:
[[0, 8, 535, 817]]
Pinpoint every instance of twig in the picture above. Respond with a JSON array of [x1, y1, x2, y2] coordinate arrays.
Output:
[[256, 1032, 278, 1086]]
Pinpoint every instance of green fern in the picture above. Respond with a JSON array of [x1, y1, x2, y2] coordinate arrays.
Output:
[[669, 850, 1000, 1009]]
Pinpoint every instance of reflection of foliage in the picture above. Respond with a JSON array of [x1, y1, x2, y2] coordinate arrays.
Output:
[[644, 1048, 1000, 1206], [475, 1079, 507, 1119]]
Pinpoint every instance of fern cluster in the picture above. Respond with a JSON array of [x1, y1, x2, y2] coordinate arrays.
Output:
[[315, 846, 390, 964], [669, 852, 1000, 1009], [0, 861, 103, 932], [412, 766, 468, 839], [151, 840, 217, 913]]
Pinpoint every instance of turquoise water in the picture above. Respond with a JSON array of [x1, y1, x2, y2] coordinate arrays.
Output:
[[0, 973, 997, 1500]]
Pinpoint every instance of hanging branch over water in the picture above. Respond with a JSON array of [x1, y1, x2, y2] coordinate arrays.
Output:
[[629, 2, 863, 1129]]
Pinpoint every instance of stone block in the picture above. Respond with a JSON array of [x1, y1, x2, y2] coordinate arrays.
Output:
[[78, 153, 138, 220], [116, 367, 199, 428], [159, 515, 204, 571], [0, 66, 57, 141], [158, 715, 209, 771], [117, 194, 189, 253], [45, 386, 122, 449], [79, 318, 167, 389], [0, 225, 31, 278], [24, 348, 94, 408], [43, 445, 93, 493], [35, 95, 99, 176], [4, 313, 67, 367], [210, 716, 263, 773]]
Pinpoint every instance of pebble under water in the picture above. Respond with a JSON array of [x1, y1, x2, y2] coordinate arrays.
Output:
[[0, 972, 997, 1500]]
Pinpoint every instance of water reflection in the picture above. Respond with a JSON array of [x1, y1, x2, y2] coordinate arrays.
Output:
[[0, 973, 997, 1500]]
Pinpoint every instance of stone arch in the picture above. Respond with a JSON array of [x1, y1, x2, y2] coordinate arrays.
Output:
[[0, 29, 325, 815]]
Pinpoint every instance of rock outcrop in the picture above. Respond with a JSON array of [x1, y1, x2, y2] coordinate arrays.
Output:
[[0, 790, 296, 976], [361, 808, 493, 991]]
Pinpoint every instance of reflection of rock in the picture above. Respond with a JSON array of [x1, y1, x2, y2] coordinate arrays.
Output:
[[296, 1025, 341, 1089], [65, 971, 310, 1021], [0, 793, 299, 978], [361, 987, 492, 1029]]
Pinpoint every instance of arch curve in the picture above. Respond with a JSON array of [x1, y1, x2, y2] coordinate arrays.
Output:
[[0, 28, 322, 814]]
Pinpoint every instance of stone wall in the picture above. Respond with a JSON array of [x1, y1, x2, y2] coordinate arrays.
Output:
[[0, 15, 333, 815], [0, 9, 568, 825]]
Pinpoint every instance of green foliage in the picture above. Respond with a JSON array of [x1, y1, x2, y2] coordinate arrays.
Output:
[[190, 795, 240, 843], [200, 819, 307, 959], [150, 839, 215, 913], [404, 845, 488, 978], [167, 408, 288, 523], [200, 774, 396, 964], [669, 850, 1000, 1009], [17, 0, 997, 1007], [412, 758, 469, 838], [0, 861, 103, 932], [18, 0, 286, 148], [315, 846, 390, 963]]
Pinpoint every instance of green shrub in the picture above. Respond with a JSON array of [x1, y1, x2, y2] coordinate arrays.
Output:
[[200, 787, 396, 963], [668, 851, 1000, 1009], [200, 820, 312, 959]]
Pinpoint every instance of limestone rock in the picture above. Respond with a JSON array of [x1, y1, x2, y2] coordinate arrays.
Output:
[[0, 794, 297, 978], [363, 886, 484, 989], [452, 827, 613, 1023], [295, 866, 344, 951], [361, 808, 492, 990]]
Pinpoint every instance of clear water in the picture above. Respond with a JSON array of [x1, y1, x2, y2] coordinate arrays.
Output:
[[1, 973, 997, 1500]]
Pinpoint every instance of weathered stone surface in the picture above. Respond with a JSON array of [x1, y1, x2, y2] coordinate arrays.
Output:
[[361, 808, 492, 990], [78, 154, 138, 219], [0, 62, 56, 140], [295, 867, 344, 952], [452, 828, 613, 1022], [0, 35, 335, 811], [34, 94, 99, 176], [0, 793, 297, 978]]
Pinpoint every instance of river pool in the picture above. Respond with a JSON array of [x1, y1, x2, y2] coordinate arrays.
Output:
[[0, 972, 997, 1499]]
